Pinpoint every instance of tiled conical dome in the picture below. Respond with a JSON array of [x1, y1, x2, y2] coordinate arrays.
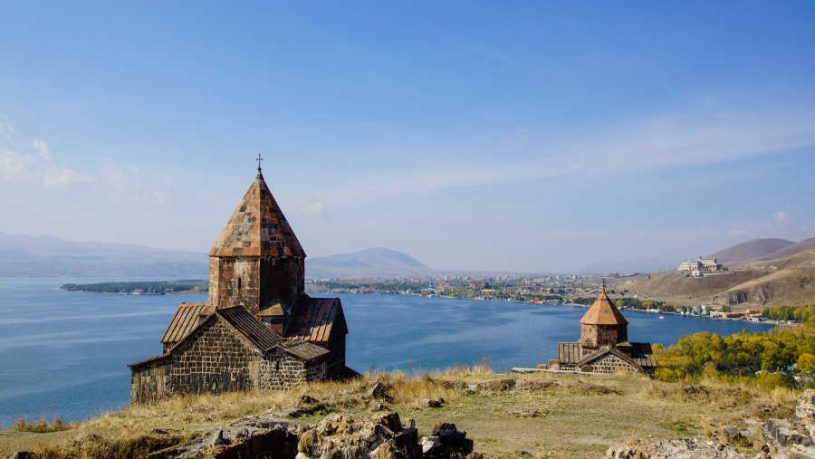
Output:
[[580, 285, 628, 326], [209, 170, 305, 258]]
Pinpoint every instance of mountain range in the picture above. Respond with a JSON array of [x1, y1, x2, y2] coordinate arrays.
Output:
[[0, 233, 431, 279]]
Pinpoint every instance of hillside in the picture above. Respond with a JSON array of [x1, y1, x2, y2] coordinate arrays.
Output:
[[622, 249, 815, 309], [306, 248, 430, 278], [0, 369, 803, 458], [708, 238, 794, 264], [0, 233, 207, 278], [761, 237, 815, 260]]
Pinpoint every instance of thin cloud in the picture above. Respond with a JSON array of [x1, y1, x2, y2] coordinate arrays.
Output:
[[299, 109, 815, 209]]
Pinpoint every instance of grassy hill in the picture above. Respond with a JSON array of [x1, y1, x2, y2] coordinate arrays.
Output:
[[621, 249, 815, 309], [708, 238, 795, 264], [0, 368, 800, 458]]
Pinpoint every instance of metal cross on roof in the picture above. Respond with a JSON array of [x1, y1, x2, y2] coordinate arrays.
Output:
[[256, 153, 263, 171]]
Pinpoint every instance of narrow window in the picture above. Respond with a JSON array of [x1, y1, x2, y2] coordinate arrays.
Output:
[[275, 359, 280, 372], [237, 277, 242, 290]]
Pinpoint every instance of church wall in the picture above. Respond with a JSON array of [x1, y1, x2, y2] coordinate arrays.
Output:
[[209, 257, 262, 313], [580, 324, 626, 348], [258, 257, 304, 314], [326, 326, 346, 376], [579, 353, 640, 374], [131, 359, 170, 403], [132, 319, 262, 402], [259, 349, 327, 389]]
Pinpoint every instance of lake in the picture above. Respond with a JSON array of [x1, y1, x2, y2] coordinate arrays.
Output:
[[0, 277, 772, 426]]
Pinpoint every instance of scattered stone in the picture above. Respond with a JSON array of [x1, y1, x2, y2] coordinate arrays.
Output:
[[576, 382, 622, 396], [440, 380, 468, 390], [368, 380, 395, 402], [421, 398, 445, 408], [298, 394, 320, 405], [515, 379, 559, 392], [720, 427, 748, 446], [606, 438, 747, 459], [421, 423, 473, 459], [8, 453, 36, 459], [476, 378, 516, 392], [510, 408, 539, 418]]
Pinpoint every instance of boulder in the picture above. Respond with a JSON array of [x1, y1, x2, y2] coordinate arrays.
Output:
[[368, 380, 395, 403], [421, 423, 473, 459], [421, 398, 445, 408], [296, 412, 421, 459], [796, 389, 815, 438], [605, 438, 747, 459]]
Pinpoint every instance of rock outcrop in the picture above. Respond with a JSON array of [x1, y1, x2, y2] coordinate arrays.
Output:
[[605, 438, 747, 459], [144, 411, 472, 459]]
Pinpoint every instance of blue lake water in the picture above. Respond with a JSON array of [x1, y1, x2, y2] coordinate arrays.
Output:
[[0, 277, 773, 426]]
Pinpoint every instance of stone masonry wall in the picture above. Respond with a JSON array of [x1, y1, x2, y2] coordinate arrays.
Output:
[[579, 353, 640, 374], [209, 257, 262, 312], [131, 358, 171, 403], [259, 349, 327, 389], [208, 256, 304, 314], [167, 319, 262, 394], [132, 317, 326, 403], [580, 324, 627, 348]]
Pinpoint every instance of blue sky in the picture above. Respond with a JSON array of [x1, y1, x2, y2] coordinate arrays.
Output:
[[1, 1, 814, 272]]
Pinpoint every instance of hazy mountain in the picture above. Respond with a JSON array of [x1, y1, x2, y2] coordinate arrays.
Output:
[[760, 237, 815, 261], [0, 233, 207, 277], [306, 248, 430, 278], [708, 238, 795, 264]]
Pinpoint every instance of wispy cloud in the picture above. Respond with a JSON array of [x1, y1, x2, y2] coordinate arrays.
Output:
[[0, 116, 166, 198], [296, 108, 815, 210]]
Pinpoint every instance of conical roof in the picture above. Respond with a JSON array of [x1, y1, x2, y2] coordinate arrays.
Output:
[[209, 169, 305, 258], [580, 285, 628, 326]]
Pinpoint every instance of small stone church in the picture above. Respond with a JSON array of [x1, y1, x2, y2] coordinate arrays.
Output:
[[130, 165, 352, 403], [548, 283, 656, 375]]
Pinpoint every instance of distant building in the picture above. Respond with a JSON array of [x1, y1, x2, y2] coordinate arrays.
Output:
[[548, 283, 656, 375], [130, 165, 353, 403], [678, 256, 721, 275]]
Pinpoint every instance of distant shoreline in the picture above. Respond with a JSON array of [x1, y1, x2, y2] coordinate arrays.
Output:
[[59, 279, 785, 327]]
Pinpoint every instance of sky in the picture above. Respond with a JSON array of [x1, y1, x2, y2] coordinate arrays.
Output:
[[1, 1, 814, 273]]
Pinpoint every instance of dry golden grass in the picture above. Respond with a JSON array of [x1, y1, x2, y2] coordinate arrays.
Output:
[[0, 366, 802, 459]]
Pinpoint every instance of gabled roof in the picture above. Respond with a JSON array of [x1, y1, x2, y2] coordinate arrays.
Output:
[[258, 303, 285, 317], [577, 345, 643, 371], [580, 286, 628, 326], [280, 340, 330, 360], [161, 302, 214, 345], [209, 170, 305, 258], [286, 296, 344, 343], [558, 342, 583, 364], [218, 305, 282, 352], [557, 341, 656, 369]]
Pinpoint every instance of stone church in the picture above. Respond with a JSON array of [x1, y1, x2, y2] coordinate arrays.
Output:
[[130, 165, 351, 403], [549, 282, 656, 375]]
